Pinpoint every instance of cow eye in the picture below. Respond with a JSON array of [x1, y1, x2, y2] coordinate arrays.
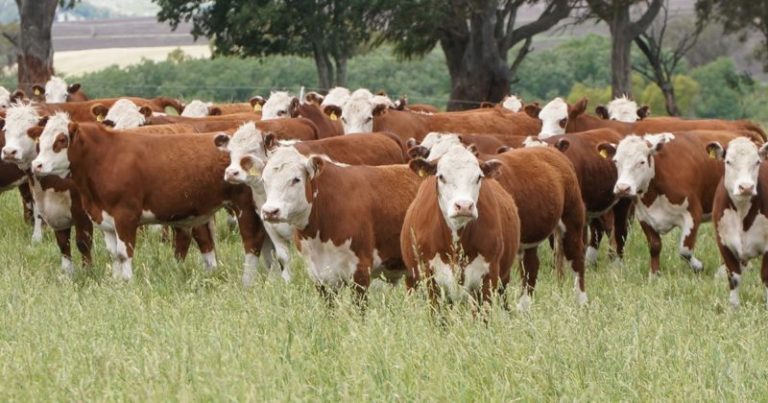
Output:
[[437, 174, 445, 183], [726, 160, 732, 166], [756, 161, 761, 166], [341, 117, 347, 123], [365, 116, 372, 122], [291, 177, 301, 185], [476, 174, 482, 183], [277, 110, 286, 116], [639, 160, 645, 165]]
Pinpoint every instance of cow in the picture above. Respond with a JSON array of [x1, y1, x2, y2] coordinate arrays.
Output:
[[523, 129, 633, 266], [29, 115, 265, 281], [31, 76, 88, 103], [401, 145, 520, 307], [42, 97, 184, 123], [0, 86, 11, 110], [182, 100, 255, 117], [1, 104, 93, 272], [393, 98, 440, 114], [707, 138, 768, 307], [0, 120, 37, 240], [259, 146, 422, 301], [405, 133, 588, 309], [407, 132, 508, 160], [261, 91, 298, 120], [597, 130, 743, 275], [595, 96, 650, 122]]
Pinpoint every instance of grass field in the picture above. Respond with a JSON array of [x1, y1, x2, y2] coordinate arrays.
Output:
[[1, 190, 767, 401]]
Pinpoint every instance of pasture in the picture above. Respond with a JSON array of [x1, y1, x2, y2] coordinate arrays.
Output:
[[0, 190, 767, 401]]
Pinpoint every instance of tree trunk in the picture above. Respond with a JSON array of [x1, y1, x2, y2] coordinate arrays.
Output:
[[609, 10, 633, 100], [312, 44, 333, 90], [334, 55, 347, 87], [442, 4, 509, 111], [16, 0, 58, 94], [662, 83, 679, 116]]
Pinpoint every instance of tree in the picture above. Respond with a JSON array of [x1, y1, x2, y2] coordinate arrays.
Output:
[[697, 0, 768, 71], [633, 1, 703, 115], [584, 0, 663, 98], [377, 0, 573, 111], [154, 0, 377, 90], [13, 0, 76, 94]]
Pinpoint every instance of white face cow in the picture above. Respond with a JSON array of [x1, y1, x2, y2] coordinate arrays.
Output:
[[31, 112, 73, 177], [215, 122, 271, 186], [321, 87, 350, 108], [603, 133, 675, 197], [501, 95, 523, 112], [260, 147, 322, 228], [181, 100, 212, 117], [419, 132, 464, 162], [340, 89, 389, 134], [538, 97, 569, 138], [1, 103, 42, 169], [0, 86, 10, 110], [607, 96, 640, 123], [412, 145, 501, 232], [261, 91, 296, 120], [43, 76, 69, 103], [103, 99, 147, 129], [708, 137, 768, 202]]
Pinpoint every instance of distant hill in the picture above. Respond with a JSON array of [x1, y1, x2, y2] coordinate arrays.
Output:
[[0, 0, 158, 24]]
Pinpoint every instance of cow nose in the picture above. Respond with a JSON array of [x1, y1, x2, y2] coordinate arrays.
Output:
[[224, 170, 240, 181], [614, 183, 631, 197], [32, 161, 43, 173], [262, 206, 280, 221], [738, 183, 755, 195], [2, 148, 16, 160], [453, 200, 474, 216]]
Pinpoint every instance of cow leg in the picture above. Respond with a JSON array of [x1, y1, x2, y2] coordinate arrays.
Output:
[[74, 213, 93, 267], [586, 218, 604, 267], [102, 229, 121, 278], [611, 198, 633, 261], [719, 244, 743, 307], [192, 220, 217, 271], [19, 181, 34, 225], [640, 221, 662, 276], [113, 217, 139, 281], [480, 261, 499, 307], [679, 205, 704, 273], [229, 192, 267, 287], [54, 227, 73, 275], [31, 199, 43, 243], [563, 221, 587, 306], [352, 257, 372, 310], [517, 248, 539, 311], [761, 253, 768, 309], [172, 227, 193, 262]]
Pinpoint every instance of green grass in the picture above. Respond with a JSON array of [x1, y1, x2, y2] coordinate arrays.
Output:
[[0, 190, 767, 401]]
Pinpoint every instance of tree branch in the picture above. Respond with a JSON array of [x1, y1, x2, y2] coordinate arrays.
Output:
[[503, 0, 571, 51], [628, 0, 664, 38]]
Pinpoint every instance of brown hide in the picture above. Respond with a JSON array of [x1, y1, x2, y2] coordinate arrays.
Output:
[[291, 132, 405, 165], [291, 103, 343, 138]]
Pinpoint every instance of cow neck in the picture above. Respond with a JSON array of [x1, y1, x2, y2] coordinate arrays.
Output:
[[725, 183, 761, 228], [67, 127, 110, 190], [296, 163, 333, 237], [568, 113, 635, 134], [429, 177, 478, 264]]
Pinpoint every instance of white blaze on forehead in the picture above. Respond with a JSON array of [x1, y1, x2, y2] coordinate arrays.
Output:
[[341, 89, 377, 134], [321, 86, 350, 107], [2, 102, 41, 167], [261, 146, 315, 228], [261, 91, 294, 120], [612, 133, 673, 196], [181, 99, 212, 117], [523, 136, 548, 148], [723, 137, 762, 199], [0, 86, 10, 108], [538, 97, 568, 138], [608, 96, 640, 122], [421, 132, 463, 162], [33, 112, 72, 177], [435, 145, 484, 232], [44, 76, 69, 103], [501, 95, 523, 112], [223, 122, 270, 183], [105, 99, 146, 129], [371, 94, 395, 108]]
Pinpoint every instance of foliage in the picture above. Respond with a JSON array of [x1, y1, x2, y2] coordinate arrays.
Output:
[[639, 74, 700, 117], [697, 0, 768, 71], [690, 57, 756, 119]]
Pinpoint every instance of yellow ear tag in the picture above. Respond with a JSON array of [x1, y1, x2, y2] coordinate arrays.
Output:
[[708, 148, 717, 159], [253, 104, 262, 112], [329, 112, 338, 121], [248, 167, 261, 177], [418, 169, 426, 178], [599, 149, 608, 159], [35, 137, 39, 144], [34, 88, 41, 96], [96, 114, 104, 123]]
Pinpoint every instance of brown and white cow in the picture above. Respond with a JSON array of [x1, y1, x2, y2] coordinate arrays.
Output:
[[42, 97, 183, 123], [289, 102, 343, 138], [401, 145, 520, 306], [594, 96, 650, 123], [31, 76, 88, 103], [181, 100, 255, 117], [1, 105, 93, 272], [30, 115, 265, 281], [0, 119, 37, 239], [598, 131, 742, 275], [707, 138, 768, 307], [259, 146, 422, 299]]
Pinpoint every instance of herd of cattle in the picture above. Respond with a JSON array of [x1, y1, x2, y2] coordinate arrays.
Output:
[[1, 76, 768, 309]]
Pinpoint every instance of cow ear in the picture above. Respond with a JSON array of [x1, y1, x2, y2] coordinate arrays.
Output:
[[405, 138, 418, 150], [555, 138, 570, 152], [10, 89, 25, 103], [480, 160, 502, 178], [376, 90, 387, 97], [305, 91, 323, 105], [32, 85, 44, 98], [67, 83, 81, 94], [396, 97, 407, 110], [637, 105, 650, 119], [208, 106, 222, 116], [372, 103, 388, 117], [480, 102, 494, 108], [263, 133, 279, 151], [139, 106, 153, 118], [102, 119, 116, 127], [524, 103, 541, 118], [306, 155, 325, 179], [213, 133, 230, 151], [288, 97, 300, 117], [706, 142, 725, 160], [596, 142, 617, 159], [408, 158, 437, 177], [407, 145, 429, 160], [323, 105, 341, 121], [27, 126, 43, 140], [569, 97, 588, 119], [467, 144, 480, 157], [497, 145, 510, 154], [67, 122, 79, 141], [0, 118, 4, 131], [90, 104, 108, 122], [595, 105, 609, 120], [249, 96, 265, 112], [37, 116, 49, 127], [759, 144, 768, 161]]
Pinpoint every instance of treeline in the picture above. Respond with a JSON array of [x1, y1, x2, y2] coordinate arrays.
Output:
[[2, 35, 766, 124]]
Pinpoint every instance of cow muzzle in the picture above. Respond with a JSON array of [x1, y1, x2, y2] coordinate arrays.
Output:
[[1, 147, 19, 162], [261, 206, 282, 222], [737, 182, 756, 196], [450, 200, 476, 219], [224, 168, 244, 183], [613, 183, 633, 198]]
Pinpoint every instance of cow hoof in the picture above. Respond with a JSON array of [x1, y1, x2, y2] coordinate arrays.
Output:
[[585, 246, 599, 267], [576, 291, 588, 306], [728, 290, 740, 308], [689, 258, 704, 273], [516, 294, 532, 312], [31, 232, 43, 243], [714, 265, 727, 279]]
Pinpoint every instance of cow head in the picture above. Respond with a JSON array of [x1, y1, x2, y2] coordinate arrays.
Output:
[[0, 86, 10, 110], [101, 99, 151, 129], [410, 145, 501, 231], [42, 76, 70, 103], [538, 97, 588, 138], [181, 99, 213, 117], [261, 146, 323, 228], [340, 89, 391, 134], [216, 122, 271, 186], [30, 112, 76, 177], [261, 91, 297, 120], [320, 87, 351, 109], [706, 137, 768, 201], [596, 96, 649, 123], [602, 133, 674, 197], [501, 95, 523, 112], [1, 102, 43, 169], [418, 132, 467, 161], [249, 96, 266, 112]]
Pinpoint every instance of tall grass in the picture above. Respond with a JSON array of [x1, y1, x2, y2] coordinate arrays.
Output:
[[0, 190, 766, 401]]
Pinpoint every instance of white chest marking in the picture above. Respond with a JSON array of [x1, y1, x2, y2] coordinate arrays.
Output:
[[636, 195, 691, 235], [299, 237, 359, 289], [718, 208, 768, 262], [429, 254, 490, 301], [31, 181, 72, 230]]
